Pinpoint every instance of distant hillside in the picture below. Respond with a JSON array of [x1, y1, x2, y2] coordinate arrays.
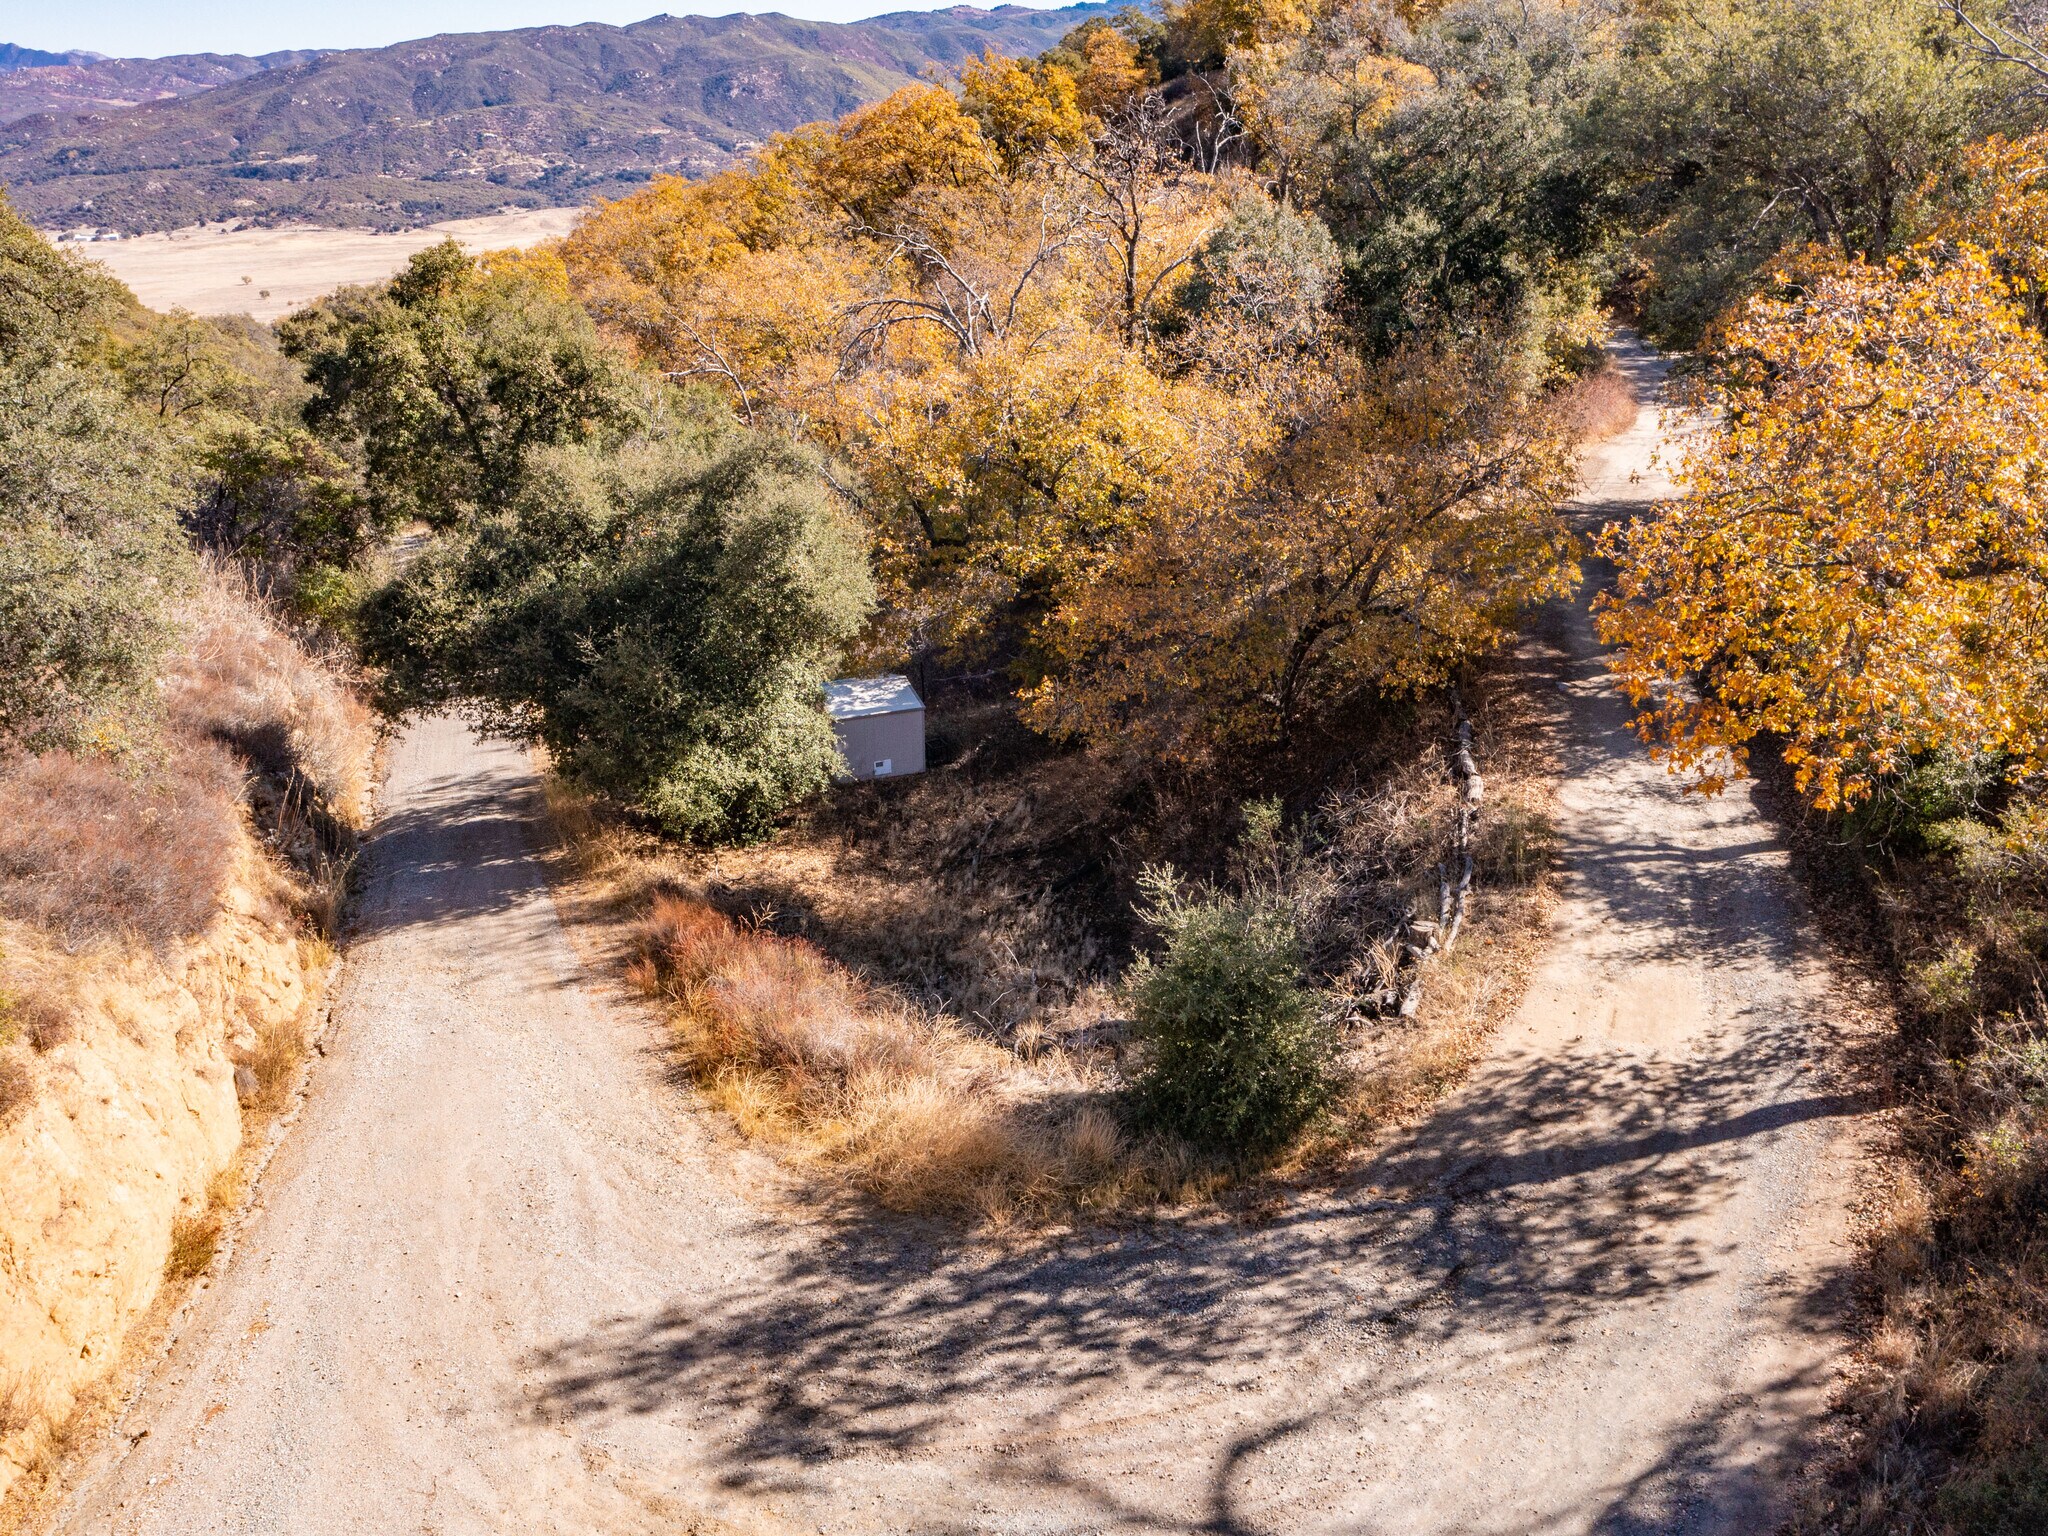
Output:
[[0, 6, 1114, 233], [0, 44, 88, 69], [0, 47, 320, 124]]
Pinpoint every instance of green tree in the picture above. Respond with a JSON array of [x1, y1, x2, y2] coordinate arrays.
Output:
[[1600, 0, 1996, 341], [1314, 0, 1618, 360], [361, 428, 875, 841], [280, 240, 644, 531], [0, 193, 190, 753]]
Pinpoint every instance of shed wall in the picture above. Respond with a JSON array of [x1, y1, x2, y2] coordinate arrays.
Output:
[[834, 710, 926, 779]]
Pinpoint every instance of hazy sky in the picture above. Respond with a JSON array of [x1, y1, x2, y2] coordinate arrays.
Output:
[[0, 1, 1063, 58]]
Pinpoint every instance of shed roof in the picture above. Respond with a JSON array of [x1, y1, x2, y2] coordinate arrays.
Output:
[[824, 673, 924, 720]]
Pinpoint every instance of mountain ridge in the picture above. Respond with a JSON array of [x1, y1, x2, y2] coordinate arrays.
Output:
[[0, 46, 322, 125], [0, 6, 1112, 233]]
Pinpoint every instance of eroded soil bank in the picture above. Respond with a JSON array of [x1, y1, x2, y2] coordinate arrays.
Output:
[[0, 852, 333, 1506]]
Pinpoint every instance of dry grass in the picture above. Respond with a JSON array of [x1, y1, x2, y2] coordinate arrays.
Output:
[[1562, 362, 1641, 443], [630, 892, 1197, 1222], [544, 652, 1559, 1225], [1768, 774, 2048, 1533], [0, 745, 244, 948], [0, 568, 372, 955], [163, 1212, 223, 1282], [0, 955, 75, 1054], [162, 565, 376, 831]]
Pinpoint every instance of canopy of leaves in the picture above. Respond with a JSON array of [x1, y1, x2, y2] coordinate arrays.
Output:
[[280, 240, 646, 532], [1260, 0, 1617, 364], [1598, 211, 2048, 809], [1030, 342, 1577, 759], [1599, 0, 1998, 343], [360, 428, 874, 841]]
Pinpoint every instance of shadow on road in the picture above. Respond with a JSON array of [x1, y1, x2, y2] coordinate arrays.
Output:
[[522, 1011, 1858, 1531]]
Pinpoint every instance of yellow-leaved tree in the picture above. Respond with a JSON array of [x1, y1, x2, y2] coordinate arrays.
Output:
[[1029, 344, 1579, 759], [1596, 235, 2048, 808]]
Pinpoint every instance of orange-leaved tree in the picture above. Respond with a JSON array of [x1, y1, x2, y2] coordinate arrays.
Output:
[[1596, 240, 2048, 808], [852, 328, 1237, 660], [1028, 343, 1578, 760]]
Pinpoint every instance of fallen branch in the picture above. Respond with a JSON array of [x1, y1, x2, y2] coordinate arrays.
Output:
[[1396, 696, 1483, 1017]]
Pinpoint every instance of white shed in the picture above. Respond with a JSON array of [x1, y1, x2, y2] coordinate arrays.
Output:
[[824, 674, 926, 781]]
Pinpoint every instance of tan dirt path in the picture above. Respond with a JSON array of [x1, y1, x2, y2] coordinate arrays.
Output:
[[49, 334, 1868, 1535]]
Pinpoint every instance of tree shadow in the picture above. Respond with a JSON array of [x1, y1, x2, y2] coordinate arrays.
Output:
[[519, 1005, 1860, 1530], [351, 763, 546, 940]]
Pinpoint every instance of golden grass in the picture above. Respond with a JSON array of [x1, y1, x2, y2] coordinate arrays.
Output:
[[1563, 362, 1641, 443], [630, 892, 1199, 1222]]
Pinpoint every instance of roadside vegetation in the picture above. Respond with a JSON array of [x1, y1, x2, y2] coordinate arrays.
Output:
[[0, 192, 376, 1510], [17, 0, 2048, 1525]]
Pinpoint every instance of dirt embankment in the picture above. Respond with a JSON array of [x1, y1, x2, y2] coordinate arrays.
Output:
[[0, 856, 329, 1504], [0, 576, 377, 1514]]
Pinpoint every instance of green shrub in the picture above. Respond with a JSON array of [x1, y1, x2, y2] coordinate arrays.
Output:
[[0, 191, 193, 754], [1838, 748, 2002, 853], [360, 429, 873, 843], [1123, 866, 1336, 1158], [1939, 1447, 2048, 1536]]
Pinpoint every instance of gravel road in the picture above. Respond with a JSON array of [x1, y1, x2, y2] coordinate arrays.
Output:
[[52, 335, 1867, 1535]]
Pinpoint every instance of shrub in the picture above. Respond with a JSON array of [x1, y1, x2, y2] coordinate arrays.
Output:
[[1839, 750, 2004, 853], [0, 364, 193, 755], [1938, 1447, 2048, 1536], [188, 419, 369, 585], [1122, 866, 1335, 1158], [363, 432, 873, 842]]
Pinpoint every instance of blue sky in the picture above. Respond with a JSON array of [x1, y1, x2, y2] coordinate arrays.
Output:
[[0, 1, 1066, 58]]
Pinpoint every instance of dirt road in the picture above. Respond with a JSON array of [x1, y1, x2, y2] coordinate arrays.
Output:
[[52, 337, 1865, 1535]]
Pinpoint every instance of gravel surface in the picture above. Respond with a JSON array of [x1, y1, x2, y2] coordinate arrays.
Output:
[[50, 336, 1867, 1535]]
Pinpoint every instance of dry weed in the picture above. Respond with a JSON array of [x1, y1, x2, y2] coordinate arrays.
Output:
[[245, 1008, 307, 1114], [164, 1211, 222, 1281], [633, 893, 1177, 1221], [0, 1374, 36, 1441], [1563, 363, 1640, 443], [0, 745, 242, 948], [162, 565, 375, 830], [0, 954, 74, 1054]]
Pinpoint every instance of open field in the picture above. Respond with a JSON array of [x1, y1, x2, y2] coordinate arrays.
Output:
[[69, 208, 585, 321]]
